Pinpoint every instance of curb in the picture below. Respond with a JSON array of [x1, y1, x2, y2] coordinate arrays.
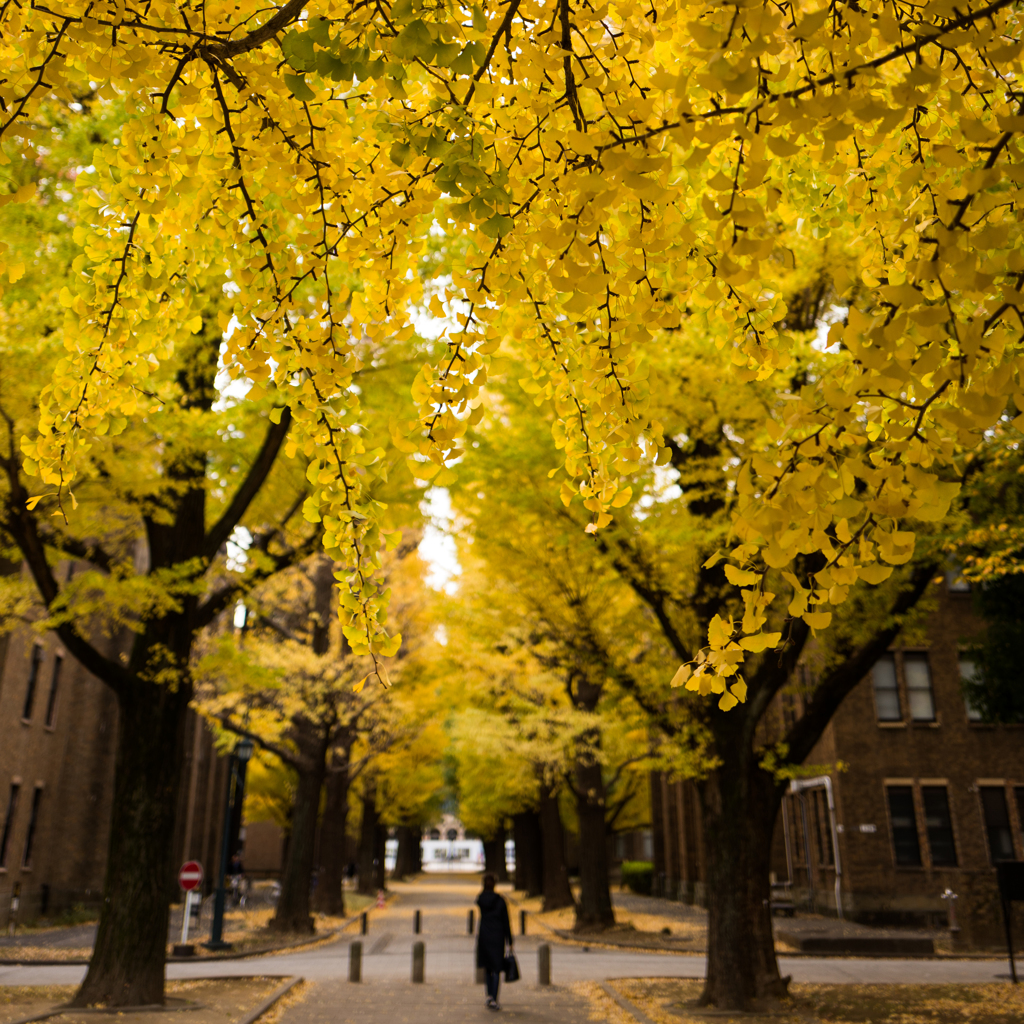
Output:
[[0, 914, 363, 967], [504, 897, 1006, 963], [2, 975, 303, 1024], [236, 976, 304, 1024], [598, 982, 659, 1024]]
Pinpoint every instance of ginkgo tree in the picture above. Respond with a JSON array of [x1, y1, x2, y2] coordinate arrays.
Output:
[[8, 0, 1024, 1007], [450, 271, 953, 1007], [7, 0, 1024, 688]]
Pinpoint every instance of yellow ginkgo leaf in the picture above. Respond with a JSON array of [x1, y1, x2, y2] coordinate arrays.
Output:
[[803, 611, 833, 631]]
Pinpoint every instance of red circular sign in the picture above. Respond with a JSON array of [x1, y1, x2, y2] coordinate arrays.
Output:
[[178, 861, 204, 891]]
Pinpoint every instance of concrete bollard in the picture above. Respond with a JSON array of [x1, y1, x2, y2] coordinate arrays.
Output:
[[467, 909, 475, 935], [475, 966, 486, 985], [520, 909, 527, 935], [349, 941, 362, 982], [538, 943, 551, 986], [412, 940, 425, 983], [414, 909, 421, 934], [360, 911, 368, 935]]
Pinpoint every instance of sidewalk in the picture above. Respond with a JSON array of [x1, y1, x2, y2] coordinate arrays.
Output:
[[282, 977, 594, 1024]]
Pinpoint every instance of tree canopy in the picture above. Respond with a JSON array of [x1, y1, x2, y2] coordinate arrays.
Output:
[[7, 0, 1024, 689]]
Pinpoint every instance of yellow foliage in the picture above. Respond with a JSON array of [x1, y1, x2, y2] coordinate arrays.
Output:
[[6, 0, 1024, 694]]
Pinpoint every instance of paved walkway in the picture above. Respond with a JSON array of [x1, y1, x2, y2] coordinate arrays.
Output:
[[0, 876, 1014, 1022]]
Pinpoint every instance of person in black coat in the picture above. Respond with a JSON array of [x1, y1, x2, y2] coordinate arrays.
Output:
[[475, 872, 513, 1010]]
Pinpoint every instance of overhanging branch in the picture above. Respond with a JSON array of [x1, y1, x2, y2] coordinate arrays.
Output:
[[203, 407, 293, 562]]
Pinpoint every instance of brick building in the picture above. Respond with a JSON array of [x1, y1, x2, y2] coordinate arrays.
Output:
[[0, 574, 232, 928], [650, 580, 1024, 946]]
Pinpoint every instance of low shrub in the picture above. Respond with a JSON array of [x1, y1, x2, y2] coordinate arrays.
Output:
[[620, 860, 653, 896]]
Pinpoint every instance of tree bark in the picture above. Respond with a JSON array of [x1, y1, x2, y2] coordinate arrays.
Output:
[[270, 746, 326, 933], [394, 825, 420, 880], [357, 785, 380, 895], [312, 765, 349, 915], [512, 816, 525, 891], [373, 822, 388, 891], [573, 752, 615, 930], [698, 753, 787, 1010], [483, 822, 508, 881], [513, 810, 543, 897], [540, 789, 575, 911], [72, 680, 192, 1007]]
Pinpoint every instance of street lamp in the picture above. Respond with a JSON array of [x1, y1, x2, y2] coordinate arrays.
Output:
[[205, 737, 255, 950]]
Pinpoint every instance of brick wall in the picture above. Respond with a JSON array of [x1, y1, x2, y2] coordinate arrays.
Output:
[[650, 581, 1024, 947], [0, 570, 232, 925]]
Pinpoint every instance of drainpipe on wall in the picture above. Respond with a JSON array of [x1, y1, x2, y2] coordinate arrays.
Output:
[[789, 775, 844, 920]]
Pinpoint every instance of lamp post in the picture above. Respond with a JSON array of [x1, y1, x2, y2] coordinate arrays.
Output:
[[205, 737, 254, 950]]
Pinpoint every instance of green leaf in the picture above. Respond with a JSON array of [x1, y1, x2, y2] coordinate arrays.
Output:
[[390, 141, 412, 167], [450, 49, 474, 76], [316, 51, 349, 82], [284, 73, 316, 101], [281, 31, 316, 71], [434, 40, 461, 66], [480, 214, 514, 238], [306, 16, 332, 45], [392, 19, 436, 61], [472, 5, 487, 31], [425, 131, 450, 159]]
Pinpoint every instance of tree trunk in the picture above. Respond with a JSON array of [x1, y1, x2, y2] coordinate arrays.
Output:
[[312, 766, 349, 915], [512, 816, 525, 891], [513, 810, 543, 897], [373, 822, 388, 891], [357, 785, 379, 895], [540, 788, 575, 911], [483, 822, 508, 880], [698, 753, 788, 1009], [573, 753, 615, 931], [394, 825, 420, 880], [271, 751, 326, 934], [72, 681, 191, 1007]]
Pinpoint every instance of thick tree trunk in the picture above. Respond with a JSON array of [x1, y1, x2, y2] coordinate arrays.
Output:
[[373, 822, 388, 891], [357, 786, 379, 895], [513, 810, 543, 897], [512, 816, 525, 891], [698, 754, 787, 1009], [539, 788, 575, 911], [72, 681, 191, 1007], [573, 754, 615, 931], [394, 825, 420, 880], [312, 767, 349, 915], [271, 753, 326, 934], [483, 822, 508, 880]]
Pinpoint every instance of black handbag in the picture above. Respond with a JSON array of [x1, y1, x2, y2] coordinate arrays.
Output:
[[503, 951, 520, 982]]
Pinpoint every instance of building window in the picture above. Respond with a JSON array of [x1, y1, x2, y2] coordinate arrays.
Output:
[[873, 655, 901, 722], [959, 658, 984, 722], [887, 785, 922, 866], [904, 654, 936, 721], [922, 786, 957, 867], [22, 644, 43, 721], [980, 786, 1015, 864], [44, 655, 63, 728], [22, 787, 42, 869], [0, 784, 21, 868]]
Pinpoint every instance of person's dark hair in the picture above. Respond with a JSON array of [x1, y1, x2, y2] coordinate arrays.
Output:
[[483, 872, 496, 890]]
